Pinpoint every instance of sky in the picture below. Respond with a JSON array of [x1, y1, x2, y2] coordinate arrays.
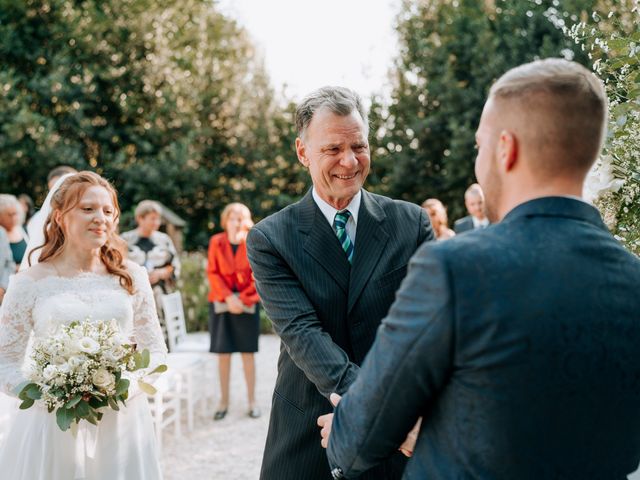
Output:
[[216, 0, 400, 102]]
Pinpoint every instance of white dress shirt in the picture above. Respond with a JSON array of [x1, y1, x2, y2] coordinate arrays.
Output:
[[312, 188, 361, 246], [472, 216, 490, 229]]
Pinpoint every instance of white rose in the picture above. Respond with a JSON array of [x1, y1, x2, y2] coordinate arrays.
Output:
[[92, 369, 116, 391], [42, 364, 58, 381], [77, 337, 100, 355]]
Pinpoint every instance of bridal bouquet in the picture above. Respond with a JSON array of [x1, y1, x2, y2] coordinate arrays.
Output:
[[17, 318, 167, 431]]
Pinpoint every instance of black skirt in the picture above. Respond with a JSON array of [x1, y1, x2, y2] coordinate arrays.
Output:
[[208, 302, 260, 353]]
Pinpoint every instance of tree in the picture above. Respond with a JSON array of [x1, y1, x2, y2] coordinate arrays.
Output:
[[371, 0, 595, 222], [0, 0, 306, 250]]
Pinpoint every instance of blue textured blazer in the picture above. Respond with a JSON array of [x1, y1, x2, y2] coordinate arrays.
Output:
[[247, 189, 433, 479], [328, 197, 640, 479]]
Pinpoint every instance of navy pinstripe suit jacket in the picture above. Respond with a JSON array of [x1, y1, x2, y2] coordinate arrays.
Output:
[[247, 189, 433, 479]]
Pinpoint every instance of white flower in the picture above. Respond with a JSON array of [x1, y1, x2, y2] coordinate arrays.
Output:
[[76, 337, 100, 355], [42, 365, 58, 381], [67, 356, 85, 371], [583, 156, 625, 203], [91, 369, 116, 391], [58, 362, 71, 374]]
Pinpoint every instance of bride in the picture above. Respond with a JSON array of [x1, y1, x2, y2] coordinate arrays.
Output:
[[0, 171, 167, 479]]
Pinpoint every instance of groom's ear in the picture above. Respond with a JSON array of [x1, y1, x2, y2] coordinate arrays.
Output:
[[497, 130, 518, 172], [296, 137, 309, 168]]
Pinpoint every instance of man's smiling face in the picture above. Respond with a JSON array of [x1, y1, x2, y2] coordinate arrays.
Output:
[[296, 107, 370, 210]]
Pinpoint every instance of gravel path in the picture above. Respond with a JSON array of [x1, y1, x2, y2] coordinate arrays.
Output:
[[161, 334, 280, 480]]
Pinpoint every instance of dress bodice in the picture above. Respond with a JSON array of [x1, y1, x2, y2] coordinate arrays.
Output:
[[0, 262, 167, 395], [31, 274, 134, 339]]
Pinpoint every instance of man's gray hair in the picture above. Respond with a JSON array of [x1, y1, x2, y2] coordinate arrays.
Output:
[[296, 86, 369, 139], [0, 194, 19, 214], [465, 183, 484, 199]]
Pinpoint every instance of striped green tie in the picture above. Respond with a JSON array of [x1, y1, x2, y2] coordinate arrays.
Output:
[[334, 210, 354, 264]]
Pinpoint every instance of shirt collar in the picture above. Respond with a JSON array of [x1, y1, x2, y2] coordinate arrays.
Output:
[[472, 216, 490, 228], [312, 188, 361, 227]]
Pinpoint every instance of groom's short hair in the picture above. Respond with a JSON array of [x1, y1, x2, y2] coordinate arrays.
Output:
[[489, 58, 607, 176], [295, 86, 369, 140]]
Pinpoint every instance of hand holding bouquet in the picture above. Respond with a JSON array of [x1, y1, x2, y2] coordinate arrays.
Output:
[[17, 318, 167, 431]]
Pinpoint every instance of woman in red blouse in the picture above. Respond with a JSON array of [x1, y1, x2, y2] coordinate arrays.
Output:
[[207, 203, 261, 420]]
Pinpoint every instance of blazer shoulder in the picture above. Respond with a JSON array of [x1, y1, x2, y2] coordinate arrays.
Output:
[[253, 200, 300, 233], [454, 216, 471, 227]]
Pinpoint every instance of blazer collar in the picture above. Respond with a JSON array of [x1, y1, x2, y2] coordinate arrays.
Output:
[[299, 189, 351, 293], [297, 189, 390, 299], [502, 196, 607, 230]]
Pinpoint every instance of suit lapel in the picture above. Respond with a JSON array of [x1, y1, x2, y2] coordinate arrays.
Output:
[[299, 191, 351, 293], [348, 191, 389, 313]]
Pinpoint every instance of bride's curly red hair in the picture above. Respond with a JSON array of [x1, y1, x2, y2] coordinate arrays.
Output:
[[31, 171, 134, 294]]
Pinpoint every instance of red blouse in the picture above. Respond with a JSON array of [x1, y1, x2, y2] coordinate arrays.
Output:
[[206, 232, 259, 306]]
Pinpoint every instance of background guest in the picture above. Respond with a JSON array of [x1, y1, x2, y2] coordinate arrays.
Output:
[[0, 227, 15, 304], [207, 202, 261, 420], [0, 194, 28, 267], [421, 198, 455, 240], [454, 183, 490, 233], [26, 165, 78, 240], [17, 194, 34, 226], [121, 200, 181, 337]]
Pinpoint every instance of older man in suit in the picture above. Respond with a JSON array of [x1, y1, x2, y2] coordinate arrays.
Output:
[[247, 86, 433, 479], [320, 58, 640, 479]]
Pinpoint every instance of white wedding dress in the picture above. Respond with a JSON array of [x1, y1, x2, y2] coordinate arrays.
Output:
[[0, 261, 167, 480]]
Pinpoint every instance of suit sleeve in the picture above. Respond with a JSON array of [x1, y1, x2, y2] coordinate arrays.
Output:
[[327, 243, 454, 477], [247, 226, 359, 398]]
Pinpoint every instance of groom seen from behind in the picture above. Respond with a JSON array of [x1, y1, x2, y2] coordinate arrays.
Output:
[[247, 86, 434, 479], [320, 58, 640, 479]]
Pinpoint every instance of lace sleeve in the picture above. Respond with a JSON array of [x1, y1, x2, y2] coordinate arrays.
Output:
[[0, 274, 36, 396], [129, 262, 168, 370]]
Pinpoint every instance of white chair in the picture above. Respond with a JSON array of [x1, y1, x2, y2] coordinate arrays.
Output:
[[161, 292, 217, 429], [147, 371, 181, 455], [165, 353, 215, 431], [161, 292, 210, 352]]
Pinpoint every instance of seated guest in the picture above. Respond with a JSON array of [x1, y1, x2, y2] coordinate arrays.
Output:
[[121, 200, 181, 338], [320, 58, 640, 479], [0, 194, 28, 267], [421, 198, 455, 240], [454, 183, 489, 233]]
